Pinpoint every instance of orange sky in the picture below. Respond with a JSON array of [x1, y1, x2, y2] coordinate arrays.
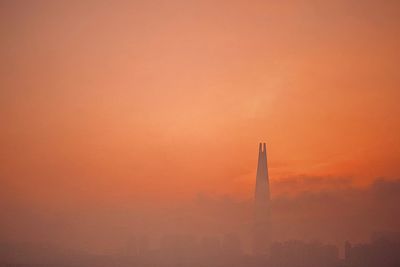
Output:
[[1, 1, 400, 206]]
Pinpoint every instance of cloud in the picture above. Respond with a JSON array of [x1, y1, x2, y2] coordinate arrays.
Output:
[[271, 175, 354, 196], [271, 178, 400, 244]]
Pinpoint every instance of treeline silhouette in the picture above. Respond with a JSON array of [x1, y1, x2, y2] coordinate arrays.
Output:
[[1, 232, 399, 267]]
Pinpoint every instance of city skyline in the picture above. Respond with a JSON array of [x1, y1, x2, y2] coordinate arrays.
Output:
[[1, 1, 400, 266]]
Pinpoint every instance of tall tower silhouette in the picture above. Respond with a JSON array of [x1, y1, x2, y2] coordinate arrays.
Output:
[[253, 142, 271, 254]]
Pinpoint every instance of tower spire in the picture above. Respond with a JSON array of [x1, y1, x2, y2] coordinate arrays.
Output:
[[255, 142, 270, 203], [253, 142, 271, 254]]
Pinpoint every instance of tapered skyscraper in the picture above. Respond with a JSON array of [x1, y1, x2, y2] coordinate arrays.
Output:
[[253, 142, 271, 254], [255, 142, 270, 204]]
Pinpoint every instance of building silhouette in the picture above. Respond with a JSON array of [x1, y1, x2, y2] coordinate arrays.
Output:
[[344, 232, 400, 267], [270, 241, 339, 267], [253, 142, 271, 254]]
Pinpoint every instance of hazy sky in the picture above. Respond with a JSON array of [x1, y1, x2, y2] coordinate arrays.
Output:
[[1, 1, 400, 248]]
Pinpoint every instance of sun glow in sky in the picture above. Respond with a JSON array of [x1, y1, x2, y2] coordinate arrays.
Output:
[[1, 1, 400, 207]]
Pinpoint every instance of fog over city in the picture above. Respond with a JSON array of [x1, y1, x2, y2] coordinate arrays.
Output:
[[1, 1, 400, 266]]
